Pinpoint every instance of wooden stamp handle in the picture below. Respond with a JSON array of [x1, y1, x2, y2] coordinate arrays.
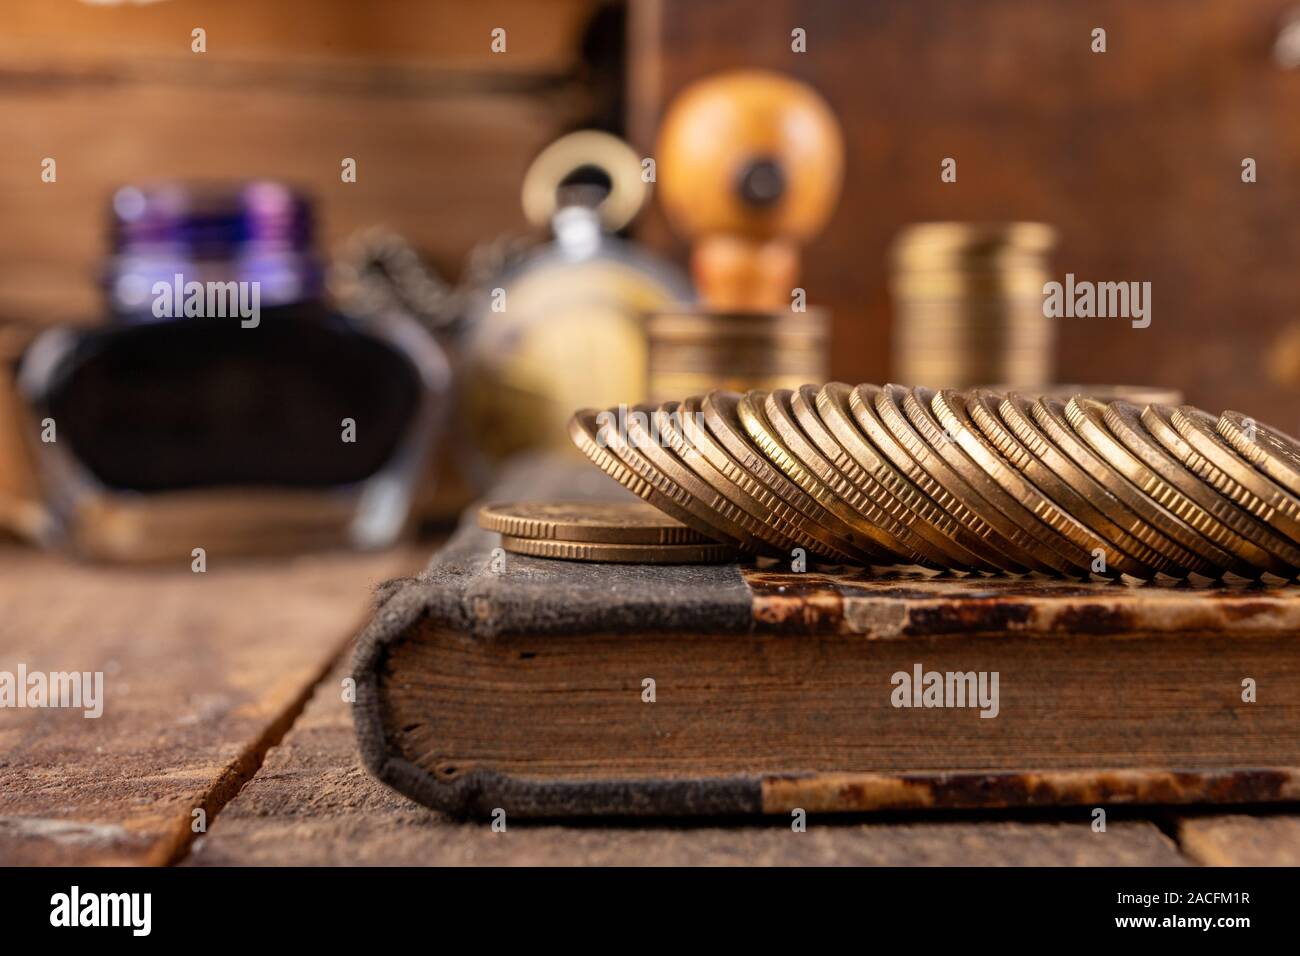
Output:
[[692, 235, 799, 311], [655, 69, 844, 309]]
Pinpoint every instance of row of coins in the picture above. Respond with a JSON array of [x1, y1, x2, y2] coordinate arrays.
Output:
[[567, 385, 1300, 580]]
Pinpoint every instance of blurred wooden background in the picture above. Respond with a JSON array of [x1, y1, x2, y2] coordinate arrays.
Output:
[[0, 0, 612, 325], [628, 0, 1300, 421], [3, 0, 1300, 419]]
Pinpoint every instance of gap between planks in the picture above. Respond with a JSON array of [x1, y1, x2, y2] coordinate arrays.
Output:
[[155, 622, 364, 867]]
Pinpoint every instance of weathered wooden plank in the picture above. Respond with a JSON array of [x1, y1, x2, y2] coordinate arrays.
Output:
[[0, 545, 417, 865], [1178, 814, 1300, 866], [191, 661, 1188, 865]]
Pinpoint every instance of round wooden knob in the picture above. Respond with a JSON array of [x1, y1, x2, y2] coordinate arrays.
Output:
[[656, 70, 843, 242], [655, 69, 844, 307]]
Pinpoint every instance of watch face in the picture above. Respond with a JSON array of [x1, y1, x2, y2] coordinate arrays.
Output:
[[462, 256, 682, 461]]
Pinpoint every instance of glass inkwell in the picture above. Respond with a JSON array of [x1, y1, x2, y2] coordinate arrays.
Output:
[[17, 181, 450, 560]]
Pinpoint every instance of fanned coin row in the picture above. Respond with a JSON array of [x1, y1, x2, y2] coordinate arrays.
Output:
[[568, 385, 1300, 581]]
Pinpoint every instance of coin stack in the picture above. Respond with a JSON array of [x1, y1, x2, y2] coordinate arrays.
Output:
[[479, 500, 739, 564], [891, 223, 1056, 388], [645, 307, 829, 406], [548, 383, 1300, 581]]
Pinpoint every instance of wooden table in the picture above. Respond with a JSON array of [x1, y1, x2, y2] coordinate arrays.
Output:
[[1, 542, 1296, 867]]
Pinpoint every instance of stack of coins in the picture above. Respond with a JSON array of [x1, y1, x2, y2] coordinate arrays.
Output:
[[478, 500, 739, 564], [645, 307, 829, 406], [560, 383, 1300, 582], [891, 223, 1056, 388]]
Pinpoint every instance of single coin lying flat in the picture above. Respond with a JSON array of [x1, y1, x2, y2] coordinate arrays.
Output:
[[478, 500, 713, 545], [497, 534, 740, 564]]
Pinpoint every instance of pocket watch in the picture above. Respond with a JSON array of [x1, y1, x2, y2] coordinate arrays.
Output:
[[460, 130, 692, 462]]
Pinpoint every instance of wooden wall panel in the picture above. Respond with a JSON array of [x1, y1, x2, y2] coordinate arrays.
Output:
[[0, 0, 600, 325], [1, 0, 596, 72], [628, 0, 1300, 422]]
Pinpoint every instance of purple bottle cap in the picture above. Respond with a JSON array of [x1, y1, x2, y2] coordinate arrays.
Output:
[[105, 181, 323, 318]]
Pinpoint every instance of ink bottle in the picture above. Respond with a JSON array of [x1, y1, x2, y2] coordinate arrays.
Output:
[[18, 181, 449, 560]]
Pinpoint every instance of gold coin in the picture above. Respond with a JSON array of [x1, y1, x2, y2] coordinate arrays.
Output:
[[1159, 404, 1300, 547], [867, 383, 1057, 574], [1030, 397, 1232, 577], [897, 351, 1054, 370], [652, 400, 843, 561], [619, 403, 780, 555], [499, 534, 739, 564], [784, 384, 985, 570], [891, 271, 1049, 299], [892, 222, 1057, 261], [646, 308, 830, 345], [648, 372, 817, 407], [1103, 400, 1300, 576], [750, 389, 923, 565], [895, 356, 1054, 390], [980, 384, 1184, 406], [964, 390, 1167, 579], [932, 389, 1115, 577], [997, 394, 1205, 577], [896, 341, 1053, 362], [849, 384, 1032, 573], [812, 383, 1001, 572], [1065, 398, 1264, 578], [895, 321, 1055, 344], [567, 407, 743, 548], [697, 391, 887, 562], [766, 387, 955, 567], [894, 252, 1050, 274], [893, 298, 1053, 318], [648, 347, 826, 375], [1218, 410, 1300, 498], [674, 395, 871, 563], [737, 390, 914, 565], [905, 386, 1086, 576], [478, 500, 711, 545]]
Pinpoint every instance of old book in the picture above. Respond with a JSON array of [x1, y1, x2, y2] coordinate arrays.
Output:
[[353, 458, 1300, 818]]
